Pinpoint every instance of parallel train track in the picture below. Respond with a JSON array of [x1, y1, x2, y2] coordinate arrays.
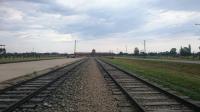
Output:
[[0, 59, 86, 112], [97, 58, 200, 112]]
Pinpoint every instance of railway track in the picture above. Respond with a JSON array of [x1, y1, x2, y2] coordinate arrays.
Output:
[[0, 58, 86, 112], [97, 58, 200, 112]]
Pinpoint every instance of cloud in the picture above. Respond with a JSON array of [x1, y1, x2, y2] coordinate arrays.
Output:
[[0, 0, 200, 53], [144, 10, 196, 30], [0, 7, 24, 21], [152, 0, 200, 11]]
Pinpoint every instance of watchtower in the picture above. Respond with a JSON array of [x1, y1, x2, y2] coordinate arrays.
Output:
[[0, 45, 6, 54]]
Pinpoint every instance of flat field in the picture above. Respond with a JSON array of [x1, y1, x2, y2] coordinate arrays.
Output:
[[120, 55, 200, 61], [104, 57, 200, 101]]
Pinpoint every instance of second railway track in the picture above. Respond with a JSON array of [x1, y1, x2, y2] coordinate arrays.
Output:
[[97, 58, 200, 112], [0, 58, 86, 112]]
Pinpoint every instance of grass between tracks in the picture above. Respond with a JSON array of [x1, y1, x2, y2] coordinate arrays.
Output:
[[103, 57, 200, 101]]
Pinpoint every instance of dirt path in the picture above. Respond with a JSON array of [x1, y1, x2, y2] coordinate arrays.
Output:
[[0, 58, 81, 83]]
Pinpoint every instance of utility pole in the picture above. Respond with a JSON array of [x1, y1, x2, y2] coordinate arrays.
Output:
[[144, 40, 146, 53], [74, 40, 77, 57], [125, 45, 127, 54], [195, 24, 200, 59]]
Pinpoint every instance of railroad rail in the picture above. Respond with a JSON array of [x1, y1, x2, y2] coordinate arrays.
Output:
[[97, 58, 200, 112], [0, 58, 86, 112]]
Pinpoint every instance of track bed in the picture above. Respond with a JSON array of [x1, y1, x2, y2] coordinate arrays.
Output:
[[97, 59, 200, 112], [0, 59, 85, 112]]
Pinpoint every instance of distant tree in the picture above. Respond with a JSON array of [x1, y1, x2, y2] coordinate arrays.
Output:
[[148, 52, 157, 56], [140, 52, 147, 56], [189, 44, 191, 54], [134, 47, 139, 55], [119, 52, 124, 55], [157, 51, 170, 56], [180, 45, 192, 56], [170, 48, 177, 56]]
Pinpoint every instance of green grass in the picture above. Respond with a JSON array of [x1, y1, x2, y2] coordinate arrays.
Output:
[[103, 58, 200, 101], [0, 56, 65, 64], [119, 55, 200, 61]]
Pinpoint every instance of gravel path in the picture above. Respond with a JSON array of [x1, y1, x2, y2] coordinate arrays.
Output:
[[36, 58, 118, 112]]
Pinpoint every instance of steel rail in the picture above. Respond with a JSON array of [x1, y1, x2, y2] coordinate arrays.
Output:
[[96, 58, 146, 112], [0, 59, 83, 94], [97, 58, 200, 112], [0, 58, 86, 112]]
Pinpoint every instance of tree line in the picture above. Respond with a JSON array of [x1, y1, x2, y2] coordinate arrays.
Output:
[[0, 52, 67, 59], [118, 44, 200, 59]]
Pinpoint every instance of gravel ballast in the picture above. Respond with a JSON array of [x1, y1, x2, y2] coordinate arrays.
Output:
[[36, 58, 118, 112]]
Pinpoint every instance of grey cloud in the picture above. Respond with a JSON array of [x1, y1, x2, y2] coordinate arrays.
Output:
[[152, 0, 200, 11], [56, 7, 149, 38], [1, 0, 149, 38], [0, 0, 200, 53]]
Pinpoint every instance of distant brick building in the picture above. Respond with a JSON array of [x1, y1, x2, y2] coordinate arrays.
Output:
[[75, 49, 114, 57]]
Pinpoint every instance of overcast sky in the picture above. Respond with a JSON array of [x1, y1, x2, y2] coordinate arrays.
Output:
[[0, 0, 200, 53]]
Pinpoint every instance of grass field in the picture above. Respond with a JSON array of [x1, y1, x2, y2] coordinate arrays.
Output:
[[0, 56, 65, 64], [103, 57, 200, 101], [119, 55, 200, 61]]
